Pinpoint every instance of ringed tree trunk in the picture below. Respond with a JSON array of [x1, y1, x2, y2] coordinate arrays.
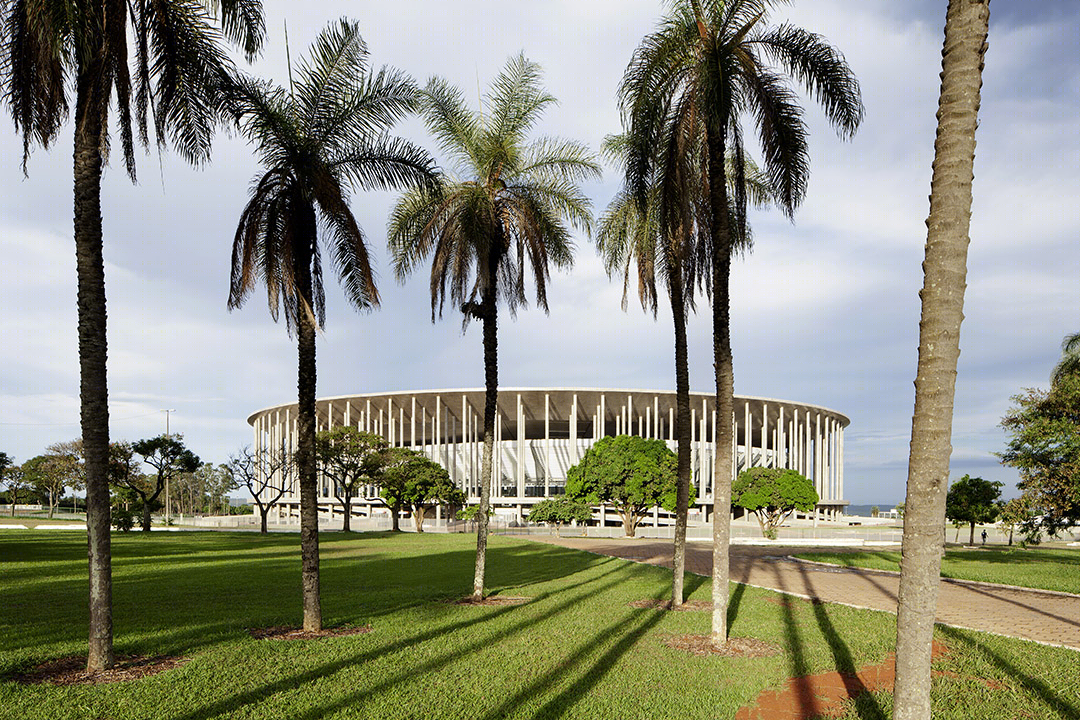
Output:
[[473, 290, 498, 601], [893, 2, 989, 718], [707, 130, 736, 646], [74, 56, 114, 672], [670, 252, 693, 607], [294, 216, 322, 633]]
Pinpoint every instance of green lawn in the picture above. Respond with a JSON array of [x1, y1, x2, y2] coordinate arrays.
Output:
[[793, 546, 1080, 594], [0, 532, 1075, 719]]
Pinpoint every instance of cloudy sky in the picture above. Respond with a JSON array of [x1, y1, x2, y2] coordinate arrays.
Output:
[[2, 1, 1077, 506]]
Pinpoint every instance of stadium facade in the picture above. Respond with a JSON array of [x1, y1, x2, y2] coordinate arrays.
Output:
[[247, 388, 849, 525]]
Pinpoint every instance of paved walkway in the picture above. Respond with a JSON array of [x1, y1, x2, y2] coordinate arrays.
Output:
[[529, 536, 1080, 650]]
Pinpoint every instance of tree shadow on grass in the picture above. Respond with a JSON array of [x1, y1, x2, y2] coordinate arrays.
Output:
[[170, 560, 633, 720], [936, 624, 1077, 718], [478, 587, 670, 720], [774, 562, 819, 720]]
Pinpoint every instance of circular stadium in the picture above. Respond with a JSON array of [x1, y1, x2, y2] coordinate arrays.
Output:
[[247, 388, 849, 527]]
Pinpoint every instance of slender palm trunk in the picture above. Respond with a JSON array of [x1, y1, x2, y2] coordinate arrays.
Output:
[[74, 62, 114, 673], [473, 291, 498, 600], [707, 133, 735, 645], [670, 256, 692, 607], [295, 218, 322, 633], [893, 2, 988, 718]]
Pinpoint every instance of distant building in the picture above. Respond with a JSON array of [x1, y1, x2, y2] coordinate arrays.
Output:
[[247, 388, 849, 525]]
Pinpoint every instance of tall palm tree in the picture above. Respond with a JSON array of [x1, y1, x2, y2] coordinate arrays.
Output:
[[893, 2, 989, 718], [390, 54, 599, 600], [619, 0, 862, 644], [1051, 332, 1080, 386], [598, 134, 770, 607], [1, 0, 264, 671], [225, 18, 435, 631]]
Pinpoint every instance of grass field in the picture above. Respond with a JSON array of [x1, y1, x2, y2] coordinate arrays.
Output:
[[792, 546, 1080, 594], [0, 532, 1076, 719]]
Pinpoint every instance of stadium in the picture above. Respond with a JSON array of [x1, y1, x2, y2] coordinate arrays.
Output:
[[247, 388, 849, 527]]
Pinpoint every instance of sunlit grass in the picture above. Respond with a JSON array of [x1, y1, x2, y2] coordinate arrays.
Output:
[[793, 546, 1080, 594], [0, 531, 1075, 719]]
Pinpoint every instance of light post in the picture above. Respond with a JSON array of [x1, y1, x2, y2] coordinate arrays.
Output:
[[162, 409, 175, 523]]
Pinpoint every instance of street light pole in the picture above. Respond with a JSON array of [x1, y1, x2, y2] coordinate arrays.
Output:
[[162, 409, 175, 523]]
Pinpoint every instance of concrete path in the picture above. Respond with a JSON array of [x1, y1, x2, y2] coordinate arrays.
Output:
[[529, 536, 1080, 650]]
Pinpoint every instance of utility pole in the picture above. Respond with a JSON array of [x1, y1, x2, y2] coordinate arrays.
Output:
[[163, 409, 175, 523]]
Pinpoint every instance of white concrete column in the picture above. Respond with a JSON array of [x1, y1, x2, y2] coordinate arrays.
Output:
[[815, 413, 823, 497], [516, 394, 524, 498], [570, 393, 579, 464], [778, 406, 785, 468], [544, 393, 551, 497], [495, 411, 502, 497], [411, 397, 417, 448], [761, 403, 768, 468], [366, 400, 371, 432], [345, 401, 351, 427], [838, 424, 845, 507], [668, 407, 674, 441], [600, 393, 606, 438], [744, 401, 752, 469]]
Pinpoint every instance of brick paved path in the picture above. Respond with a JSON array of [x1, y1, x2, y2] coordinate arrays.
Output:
[[530, 536, 1080, 650]]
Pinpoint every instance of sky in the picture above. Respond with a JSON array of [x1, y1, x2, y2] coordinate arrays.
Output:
[[1, 1, 1077, 506]]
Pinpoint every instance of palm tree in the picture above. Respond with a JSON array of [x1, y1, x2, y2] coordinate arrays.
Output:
[[1051, 332, 1080, 386], [225, 18, 435, 631], [619, 0, 862, 644], [893, 1, 990, 717], [390, 54, 599, 600], [598, 134, 770, 607], [1, 0, 264, 671]]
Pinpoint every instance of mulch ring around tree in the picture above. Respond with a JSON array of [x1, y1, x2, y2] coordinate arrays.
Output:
[[10, 655, 187, 686], [629, 599, 713, 611], [248, 624, 372, 641], [452, 595, 531, 607], [662, 634, 783, 658]]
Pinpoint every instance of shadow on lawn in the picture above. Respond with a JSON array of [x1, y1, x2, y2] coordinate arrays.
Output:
[[170, 559, 633, 720], [936, 625, 1077, 717]]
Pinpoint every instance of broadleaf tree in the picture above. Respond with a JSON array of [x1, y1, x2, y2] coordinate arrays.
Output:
[[315, 427, 387, 532], [376, 447, 465, 532], [228, 445, 293, 534], [528, 497, 592, 536], [732, 467, 818, 539], [566, 435, 692, 538], [128, 435, 201, 531], [944, 474, 1001, 546]]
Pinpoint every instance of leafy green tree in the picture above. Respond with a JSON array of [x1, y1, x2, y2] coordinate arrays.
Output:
[[228, 445, 292, 534], [376, 448, 464, 532], [944, 474, 1002, 545], [315, 427, 387, 532], [732, 467, 818, 539], [619, 0, 862, 644], [528, 497, 592, 536], [996, 496, 1035, 547], [2, 460, 28, 516], [999, 373, 1080, 527], [22, 449, 80, 519], [1051, 332, 1080, 387], [894, 2, 990, 715], [224, 19, 434, 632], [121, 436, 201, 531], [566, 435, 691, 538], [195, 463, 238, 515], [1, 0, 265, 671], [389, 54, 598, 598]]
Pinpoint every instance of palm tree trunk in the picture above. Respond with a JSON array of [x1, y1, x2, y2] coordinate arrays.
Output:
[[893, 2, 989, 718], [671, 260, 692, 607], [295, 220, 322, 633], [74, 63, 114, 672], [473, 293, 498, 600], [708, 133, 736, 646]]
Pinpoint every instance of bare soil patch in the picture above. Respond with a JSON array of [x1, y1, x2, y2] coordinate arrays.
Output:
[[11, 655, 186, 686], [453, 595, 531, 606], [662, 634, 782, 658], [629, 599, 712, 611], [248, 624, 372, 640]]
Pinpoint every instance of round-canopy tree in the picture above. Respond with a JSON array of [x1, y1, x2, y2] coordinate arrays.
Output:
[[528, 497, 593, 536], [566, 435, 692, 538], [732, 467, 817, 539], [944, 474, 1002, 546]]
